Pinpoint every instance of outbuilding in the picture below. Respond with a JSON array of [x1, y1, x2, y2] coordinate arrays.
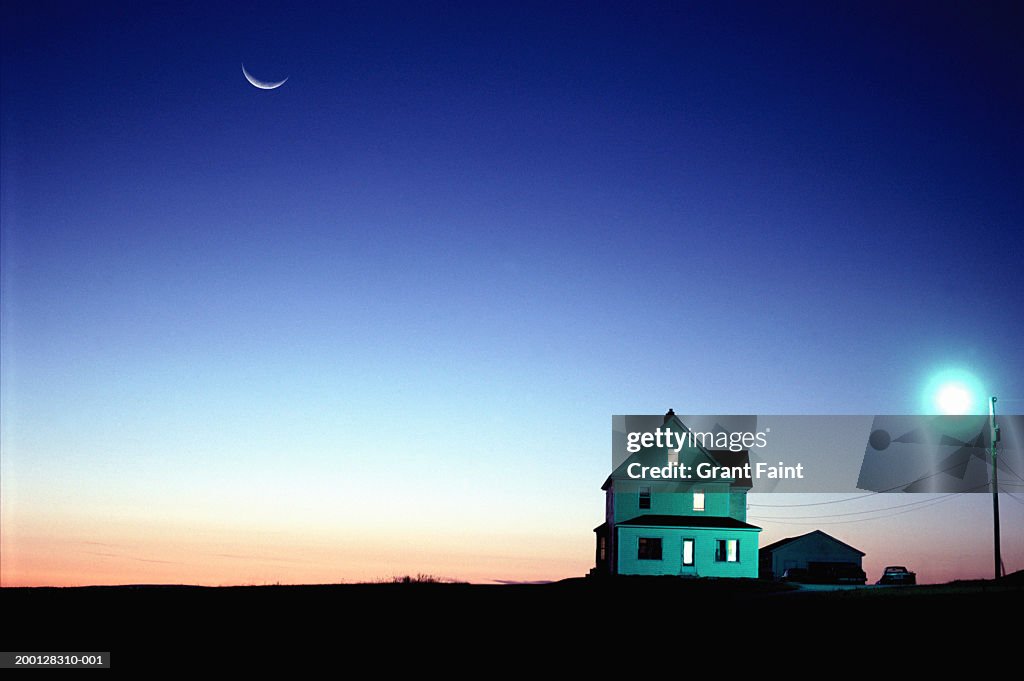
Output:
[[758, 530, 865, 580]]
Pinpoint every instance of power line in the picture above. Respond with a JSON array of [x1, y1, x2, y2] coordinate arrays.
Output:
[[749, 458, 984, 508], [749, 492, 968, 526], [749, 491, 879, 508], [997, 457, 1024, 484], [749, 482, 992, 524], [749, 492, 961, 520]]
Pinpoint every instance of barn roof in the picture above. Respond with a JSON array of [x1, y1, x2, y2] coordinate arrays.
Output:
[[760, 529, 865, 556]]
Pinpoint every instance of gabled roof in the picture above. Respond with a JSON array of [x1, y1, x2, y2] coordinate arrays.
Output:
[[759, 529, 865, 556], [616, 514, 760, 530], [604, 412, 755, 491]]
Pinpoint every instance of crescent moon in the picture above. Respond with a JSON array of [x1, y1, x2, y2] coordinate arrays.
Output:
[[242, 63, 288, 90]]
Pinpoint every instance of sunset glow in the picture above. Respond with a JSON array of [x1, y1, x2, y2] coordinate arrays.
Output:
[[3, 2, 1022, 589]]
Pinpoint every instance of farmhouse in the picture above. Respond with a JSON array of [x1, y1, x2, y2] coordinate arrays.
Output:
[[593, 411, 761, 577]]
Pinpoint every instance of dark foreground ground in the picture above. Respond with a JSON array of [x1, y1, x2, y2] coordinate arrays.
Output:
[[3, 575, 1022, 668]]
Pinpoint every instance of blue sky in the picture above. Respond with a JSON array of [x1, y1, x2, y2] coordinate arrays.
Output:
[[2, 1, 1022, 584]]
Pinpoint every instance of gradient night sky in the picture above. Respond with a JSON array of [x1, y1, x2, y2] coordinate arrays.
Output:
[[2, 1, 1022, 586]]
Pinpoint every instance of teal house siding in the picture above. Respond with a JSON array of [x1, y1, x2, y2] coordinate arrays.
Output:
[[594, 411, 761, 578], [729, 490, 747, 523], [612, 480, 731, 522], [617, 526, 760, 578]]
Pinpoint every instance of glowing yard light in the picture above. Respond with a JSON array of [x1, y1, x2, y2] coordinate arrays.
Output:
[[922, 368, 986, 415], [918, 368, 1001, 579], [936, 383, 972, 415]]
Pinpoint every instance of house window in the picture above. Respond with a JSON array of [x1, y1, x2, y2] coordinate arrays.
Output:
[[682, 538, 695, 566], [693, 488, 705, 512], [639, 486, 651, 510], [638, 537, 662, 560], [599, 537, 606, 561], [715, 539, 739, 562]]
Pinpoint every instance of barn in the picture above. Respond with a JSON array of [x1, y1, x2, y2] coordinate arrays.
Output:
[[759, 530, 865, 582]]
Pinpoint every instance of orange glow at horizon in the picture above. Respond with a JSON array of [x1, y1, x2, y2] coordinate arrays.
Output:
[[0, 512, 592, 587], [5, 492, 1022, 587]]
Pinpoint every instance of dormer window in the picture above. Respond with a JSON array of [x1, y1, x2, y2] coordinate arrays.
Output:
[[693, 488, 705, 512], [639, 486, 651, 509]]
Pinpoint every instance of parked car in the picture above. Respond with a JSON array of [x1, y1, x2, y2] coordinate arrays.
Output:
[[876, 566, 916, 585]]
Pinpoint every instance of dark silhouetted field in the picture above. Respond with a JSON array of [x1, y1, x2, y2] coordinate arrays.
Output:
[[4, 575, 1021, 668]]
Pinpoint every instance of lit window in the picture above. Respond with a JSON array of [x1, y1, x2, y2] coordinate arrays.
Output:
[[715, 539, 739, 562], [638, 537, 662, 560], [693, 488, 705, 512], [639, 486, 651, 510], [682, 538, 694, 566]]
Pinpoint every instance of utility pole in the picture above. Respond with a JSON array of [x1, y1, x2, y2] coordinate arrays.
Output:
[[990, 396, 1002, 580]]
